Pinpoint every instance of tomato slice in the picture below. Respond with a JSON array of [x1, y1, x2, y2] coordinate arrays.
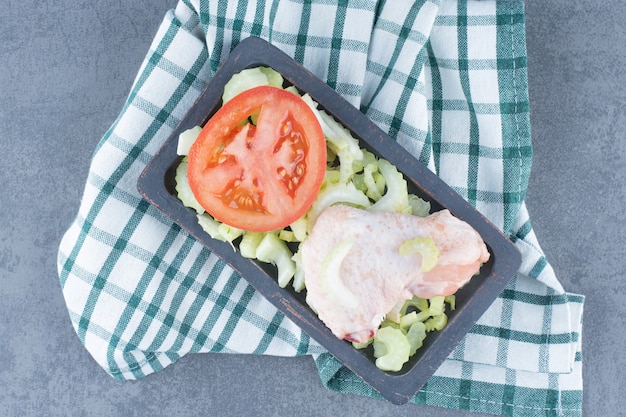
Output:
[[187, 85, 327, 232]]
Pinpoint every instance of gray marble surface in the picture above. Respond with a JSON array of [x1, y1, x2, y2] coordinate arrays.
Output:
[[1, 1, 623, 416]]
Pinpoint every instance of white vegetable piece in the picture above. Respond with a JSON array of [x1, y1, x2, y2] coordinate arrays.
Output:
[[222, 66, 284, 103], [367, 159, 410, 214], [300, 94, 364, 184], [255, 233, 296, 288], [176, 125, 202, 156]]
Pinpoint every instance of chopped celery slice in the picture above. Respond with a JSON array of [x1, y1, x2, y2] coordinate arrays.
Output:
[[445, 294, 456, 311], [428, 296, 446, 316], [196, 213, 226, 241], [284, 85, 300, 95], [323, 168, 341, 185], [196, 214, 243, 245], [222, 66, 284, 103], [414, 310, 432, 322], [278, 229, 297, 242], [362, 163, 383, 201], [373, 326, 410, 372], [177, 126, 202, 156], [259, 66, 284, 87], [350, 149, 375, 173], [402, 296, 430, 314], [291, 249, 305, 292], [408, 194, 431, 217], [399, 311, 419, 329], [175, 159, 205, 214], [306, 182, 371, 230], [352, 339, 372, 349], [301, 94, 364, 184], [289, 217, 308, 242], [379, 318, 401, 330], [239, 232, 266, 259], [398, 236, 439, 272], [255, 233, 296, 288], [425, 313, 448, 332], [385, 300, 405, 323], [318, 237, 359, 309], [406, 321, 427, 355], [217, 223, 244, 243], [326, 145, 338, 163], [351, 172, 368, 194], [367, 159, 410, 213]]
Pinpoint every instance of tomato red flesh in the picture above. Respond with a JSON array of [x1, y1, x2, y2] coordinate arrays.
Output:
[[187, 85, 326, 232]]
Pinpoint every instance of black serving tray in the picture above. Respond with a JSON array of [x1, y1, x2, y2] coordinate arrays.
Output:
[[137, 36, 521, 405]]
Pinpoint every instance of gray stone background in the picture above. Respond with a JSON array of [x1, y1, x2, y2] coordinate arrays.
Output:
[[1, 1, 624, 416]]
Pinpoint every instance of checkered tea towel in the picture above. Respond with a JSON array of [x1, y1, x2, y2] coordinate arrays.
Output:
[[57, 0, 585, 415]]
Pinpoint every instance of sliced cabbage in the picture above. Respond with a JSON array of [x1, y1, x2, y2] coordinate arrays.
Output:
[[406, 321, 427, 355], [373, 326, 411, 372], [399, 236, 439, 272]]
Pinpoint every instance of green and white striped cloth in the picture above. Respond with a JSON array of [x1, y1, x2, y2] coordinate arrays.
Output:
[[57, 0, 585, 415]]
